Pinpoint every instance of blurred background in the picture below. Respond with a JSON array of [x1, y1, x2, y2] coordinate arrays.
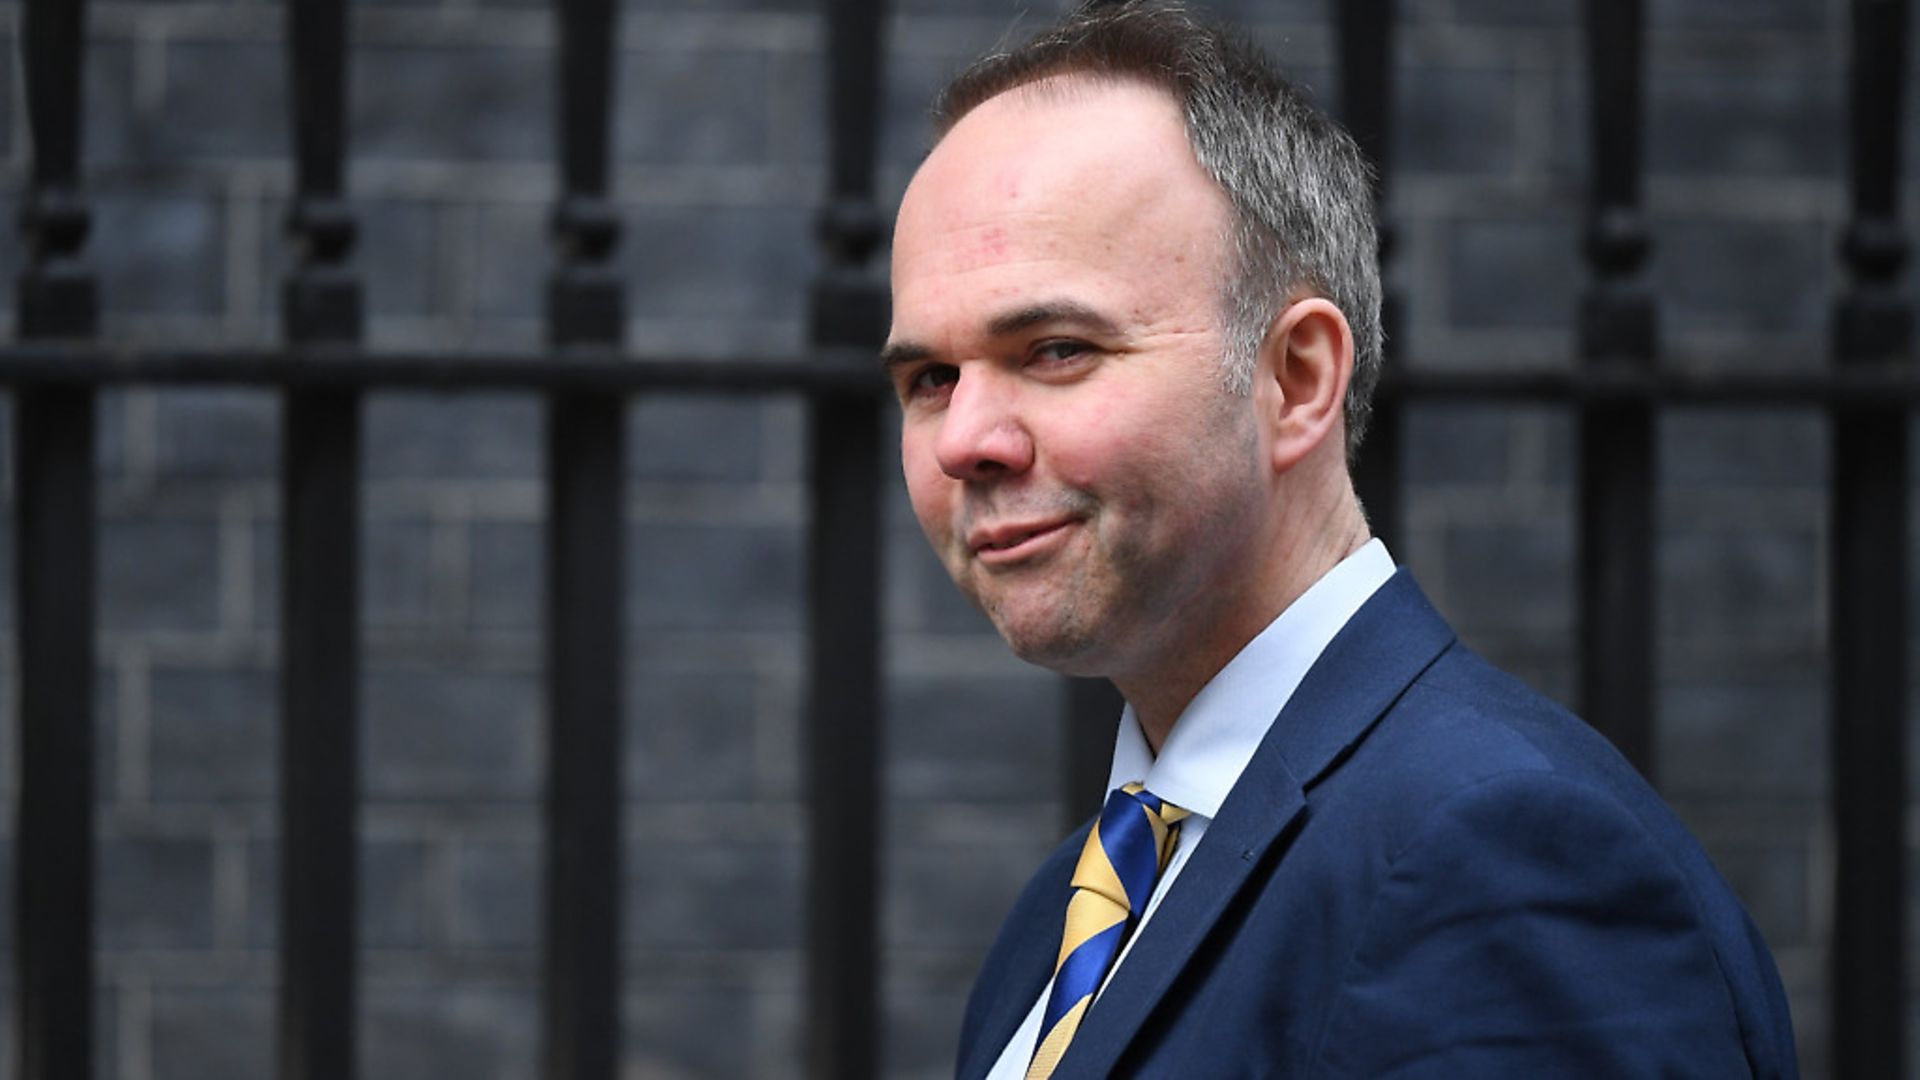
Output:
[[2, 0, 1916, 1076]]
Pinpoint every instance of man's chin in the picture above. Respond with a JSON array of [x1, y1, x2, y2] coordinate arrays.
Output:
[[990, 617, 1107, 676]]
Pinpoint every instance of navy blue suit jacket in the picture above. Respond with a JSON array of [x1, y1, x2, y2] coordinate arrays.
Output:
[[957, 571, 1797, 1078]]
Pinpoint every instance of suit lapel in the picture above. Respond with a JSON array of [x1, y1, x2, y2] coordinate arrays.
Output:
[[1058, 762, 1309, 1078], [1053, 571, 1457, 1078]]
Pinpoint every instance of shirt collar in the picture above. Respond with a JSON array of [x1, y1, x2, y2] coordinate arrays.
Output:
[[1106, 539, 1396, 819]]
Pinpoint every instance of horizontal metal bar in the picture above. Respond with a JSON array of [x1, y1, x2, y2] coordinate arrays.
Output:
[[1386, 364, 1920, 405], [0, 343, 1911, 406], [0, 344, 888, 393], [7, 346, 1920, 404]]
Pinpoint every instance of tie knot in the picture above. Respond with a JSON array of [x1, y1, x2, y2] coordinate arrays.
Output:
[[1031, 785, 1193, 1078], [1070, 784, 1189, 911], [1120, 780, 1190, 827]]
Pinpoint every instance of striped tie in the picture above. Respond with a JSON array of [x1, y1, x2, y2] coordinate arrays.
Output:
[[1026, 782, 1189, 1080]]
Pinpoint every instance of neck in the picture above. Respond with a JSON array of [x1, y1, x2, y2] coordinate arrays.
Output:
[[1119, 482, 1371, 755]]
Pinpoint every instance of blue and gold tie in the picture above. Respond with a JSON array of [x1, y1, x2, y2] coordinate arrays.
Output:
[[1026, 782, 1189, 1080]]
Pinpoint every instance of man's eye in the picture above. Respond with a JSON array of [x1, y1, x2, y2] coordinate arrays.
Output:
[[1032, 340, 1092, 365], [907, 364, 959, 397]]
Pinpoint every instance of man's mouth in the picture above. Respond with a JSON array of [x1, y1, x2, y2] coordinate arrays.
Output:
[[981, 528, 1045, 551], [969, 518, 1077, 563]]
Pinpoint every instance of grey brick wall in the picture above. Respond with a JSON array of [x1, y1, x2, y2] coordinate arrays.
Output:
[[2, 0, 1916, 1076]]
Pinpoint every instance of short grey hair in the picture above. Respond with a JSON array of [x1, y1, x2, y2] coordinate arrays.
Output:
[[931, 0, 1384, 457]]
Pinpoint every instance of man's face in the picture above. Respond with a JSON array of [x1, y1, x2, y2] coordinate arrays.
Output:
[[885, 79, 1273, 679]]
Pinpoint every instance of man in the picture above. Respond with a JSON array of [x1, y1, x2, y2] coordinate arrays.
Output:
[[883, 3, 1798, 1078]]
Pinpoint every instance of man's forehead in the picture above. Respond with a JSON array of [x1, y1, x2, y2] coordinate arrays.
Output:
[[887, 74, 1234, 352], [895, 79, 1213, 255], [917, 76, 1190, 190]]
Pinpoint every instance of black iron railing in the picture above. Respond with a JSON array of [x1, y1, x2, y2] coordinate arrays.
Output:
[[8, 0, 1914, 1078]]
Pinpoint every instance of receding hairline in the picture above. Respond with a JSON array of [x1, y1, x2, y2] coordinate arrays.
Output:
[[932, 67, 1185, 142]]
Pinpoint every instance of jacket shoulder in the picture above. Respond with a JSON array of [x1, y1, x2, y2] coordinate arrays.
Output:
[[1299, 645, 1798, 1077]]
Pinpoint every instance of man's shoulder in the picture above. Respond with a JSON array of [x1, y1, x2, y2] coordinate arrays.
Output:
[[1289, 639, 1720, 907], [1215, 644, 1798, 1077], [1349, 641, 1646, 808]]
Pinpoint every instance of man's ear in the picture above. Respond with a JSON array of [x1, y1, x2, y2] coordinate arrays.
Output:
[[1254, 297, 1353, 474]]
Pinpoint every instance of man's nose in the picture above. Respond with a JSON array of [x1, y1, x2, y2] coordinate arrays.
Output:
[[933, 369, 1034, 481]]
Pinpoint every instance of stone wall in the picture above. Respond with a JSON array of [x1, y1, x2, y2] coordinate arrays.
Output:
[[1, 0, 1915, 1075]]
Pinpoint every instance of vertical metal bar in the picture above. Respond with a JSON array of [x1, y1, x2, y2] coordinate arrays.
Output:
[[806, 0, 887, 1073], [542, 0, 624, 1074], [13, 0, 100, 1077], [277, 390, 360, 1080], [541, 396, 623, 1080], [1578, 398, 1653, 771], [1829, 0, 1911, 1073], [12, 391, 96, 1080], [1575, 0, 1656, 778], [804, 392, 883, 1080], [1061, 679, 1122, 831], [1334, 0, 1401, 549], [1828, 416, 1906, 1079], [1352, 394, 1402, 550], [278, 0, 363, 1077], [821, 0, 883, 216]]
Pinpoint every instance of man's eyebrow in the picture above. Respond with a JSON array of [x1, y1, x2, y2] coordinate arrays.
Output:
[[879, 340, 932, 371], [879, 300, 1123, 371], [986, 300, 1121, 339]]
